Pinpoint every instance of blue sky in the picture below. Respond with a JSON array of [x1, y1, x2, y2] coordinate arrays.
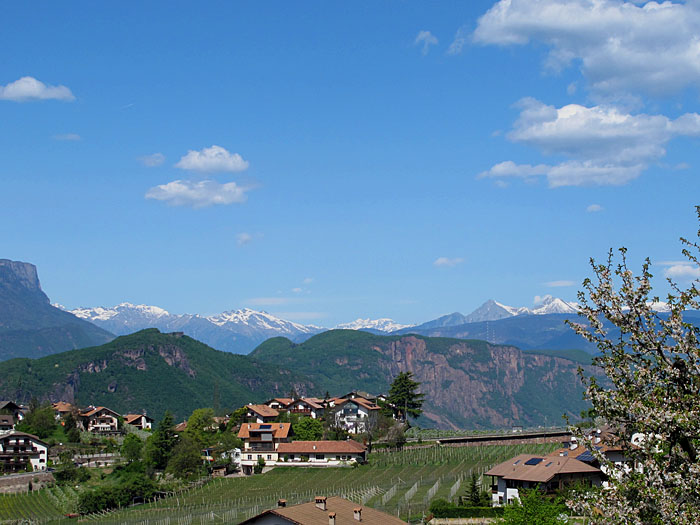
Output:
[[2, 1, 699, 326]]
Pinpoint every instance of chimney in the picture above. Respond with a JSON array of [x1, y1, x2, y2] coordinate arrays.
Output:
[[315, 496, 327, 511], [328, 512, 336, 525], [354, 507, 362, 521], [277, 499, 287, 508]]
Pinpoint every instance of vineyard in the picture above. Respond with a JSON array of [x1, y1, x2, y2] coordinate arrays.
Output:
[[0, 442, 558, 524]]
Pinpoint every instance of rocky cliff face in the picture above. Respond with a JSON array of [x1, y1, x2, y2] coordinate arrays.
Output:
[[0, 260, 44, 296], [0, 259, 114, 359], [371, 336, 592, 429]]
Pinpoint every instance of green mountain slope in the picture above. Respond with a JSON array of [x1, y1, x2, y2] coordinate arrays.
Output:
[[251, 330, 599, 429], [0, 259, 113, 360], [0, 329, 311, 421]]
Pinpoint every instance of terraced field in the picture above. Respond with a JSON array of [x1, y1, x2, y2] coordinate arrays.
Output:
[[0, 442, 558, 524]]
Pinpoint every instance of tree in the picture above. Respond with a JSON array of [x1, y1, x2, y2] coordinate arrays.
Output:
[[166, 435, 203, 479], [501, 488, 567, 525], [121, 434, 143, 463], [462, 472, 491, 508], [293, 417, 323, 441], [186, 408, 215, 447], [567, 207, 700, 524], [16, 402, 56, 439], [144, 411, 177, 470], [388, 371, 425, 422]]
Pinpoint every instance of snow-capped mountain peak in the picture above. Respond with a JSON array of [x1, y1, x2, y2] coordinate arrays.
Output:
[[206, 308, 318, 334], [63, 303, 323, 353], [335, 318, 413, 333], [531, 295, 580, 315], [70, 302, 171, 322]]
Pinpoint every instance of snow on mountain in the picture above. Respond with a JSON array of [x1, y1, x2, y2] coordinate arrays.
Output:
[[530, 295, 580, 315], [335, 318, 412, 333], [207, 308, 320, 336], [63, 303, 323, 354], [71, 302, 171, 322]]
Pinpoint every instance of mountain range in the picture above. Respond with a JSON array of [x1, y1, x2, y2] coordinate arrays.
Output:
[[0, 328, 599, 428], [67, 303, 323, 354]]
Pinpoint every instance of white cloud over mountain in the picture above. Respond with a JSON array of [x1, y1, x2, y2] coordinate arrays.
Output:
[[145, 179, 248, 208], [471, 0, 700, 97], [0, 76, 75, 102], [480, 98, 700, 186], [176, 145, 249, 173]]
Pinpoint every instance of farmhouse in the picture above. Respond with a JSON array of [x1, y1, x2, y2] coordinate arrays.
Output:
[[486, 452, 604, 505], [265, 398, 294, 410], [0, 401, 24, 422], [0, 431, 48, 473], [52, 402, 74, 421], [237, 422, 292, 475], [330, 397, 380, 434], [123, 413, 154, 430], [286, 398, 324, 419], [240, 496, 405, 525], [79, 406, 121, 433], [0, 415, 14, 432], [246, 404, 280, 424], [277, 440, 367, 464]]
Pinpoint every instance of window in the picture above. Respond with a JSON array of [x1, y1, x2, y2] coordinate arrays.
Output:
[[316, 454, 325, 460], [248, 455, 252, 460], [267, 455, 272, 460]]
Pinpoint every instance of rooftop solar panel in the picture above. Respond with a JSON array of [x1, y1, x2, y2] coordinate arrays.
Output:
[[576, 451, 595, 463], [524, 457, 543, 466], [259, 424, 272, 429]]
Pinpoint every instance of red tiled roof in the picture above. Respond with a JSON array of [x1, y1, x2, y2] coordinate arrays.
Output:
[[485, 453, 600, 483], [277, 440, 366, 455], [247, 404, 280, 418], [80, 406, 120, 418], [239, 496, 404, 525], [238, 422, 291, 439]]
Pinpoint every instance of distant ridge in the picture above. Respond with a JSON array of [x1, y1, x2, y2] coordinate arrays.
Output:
[[66, 303, 323, 354]]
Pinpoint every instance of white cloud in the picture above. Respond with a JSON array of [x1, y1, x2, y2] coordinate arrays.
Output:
[[52, 133, 81, 141], [471, 0, 700, 97], [236, 232, 253, 246], [434, 257, 464, 268], [145, 179, 249, 208], [0, 76, 75, 101], [302, 277, 314, 285], [545, 280, 575, 287], [175, 145, 249, 173], [447, 26, 470, 55], [415, 30, 438, 55], [658, 261, 700, 281], [480, 98, 700, 187], [291, 287, 303, 293], [587, 204, 603, 212], [139, 153, 165, 167]]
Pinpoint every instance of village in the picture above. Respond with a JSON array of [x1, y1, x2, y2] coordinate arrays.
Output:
[[0, 384, 642, 524]]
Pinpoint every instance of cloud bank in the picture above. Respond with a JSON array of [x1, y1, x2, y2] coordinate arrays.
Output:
[[480, 98, 700, 186], [145, 180, 249, 208], [0, 76, 74, 101], [471, 0, 700, 97], [176, 145, 249, 173]]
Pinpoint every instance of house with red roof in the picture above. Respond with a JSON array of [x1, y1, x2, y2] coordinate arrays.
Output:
[[79, 406, 121, 433]]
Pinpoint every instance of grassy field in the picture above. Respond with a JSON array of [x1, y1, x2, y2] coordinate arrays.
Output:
[[0, 442, 558, 524]]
